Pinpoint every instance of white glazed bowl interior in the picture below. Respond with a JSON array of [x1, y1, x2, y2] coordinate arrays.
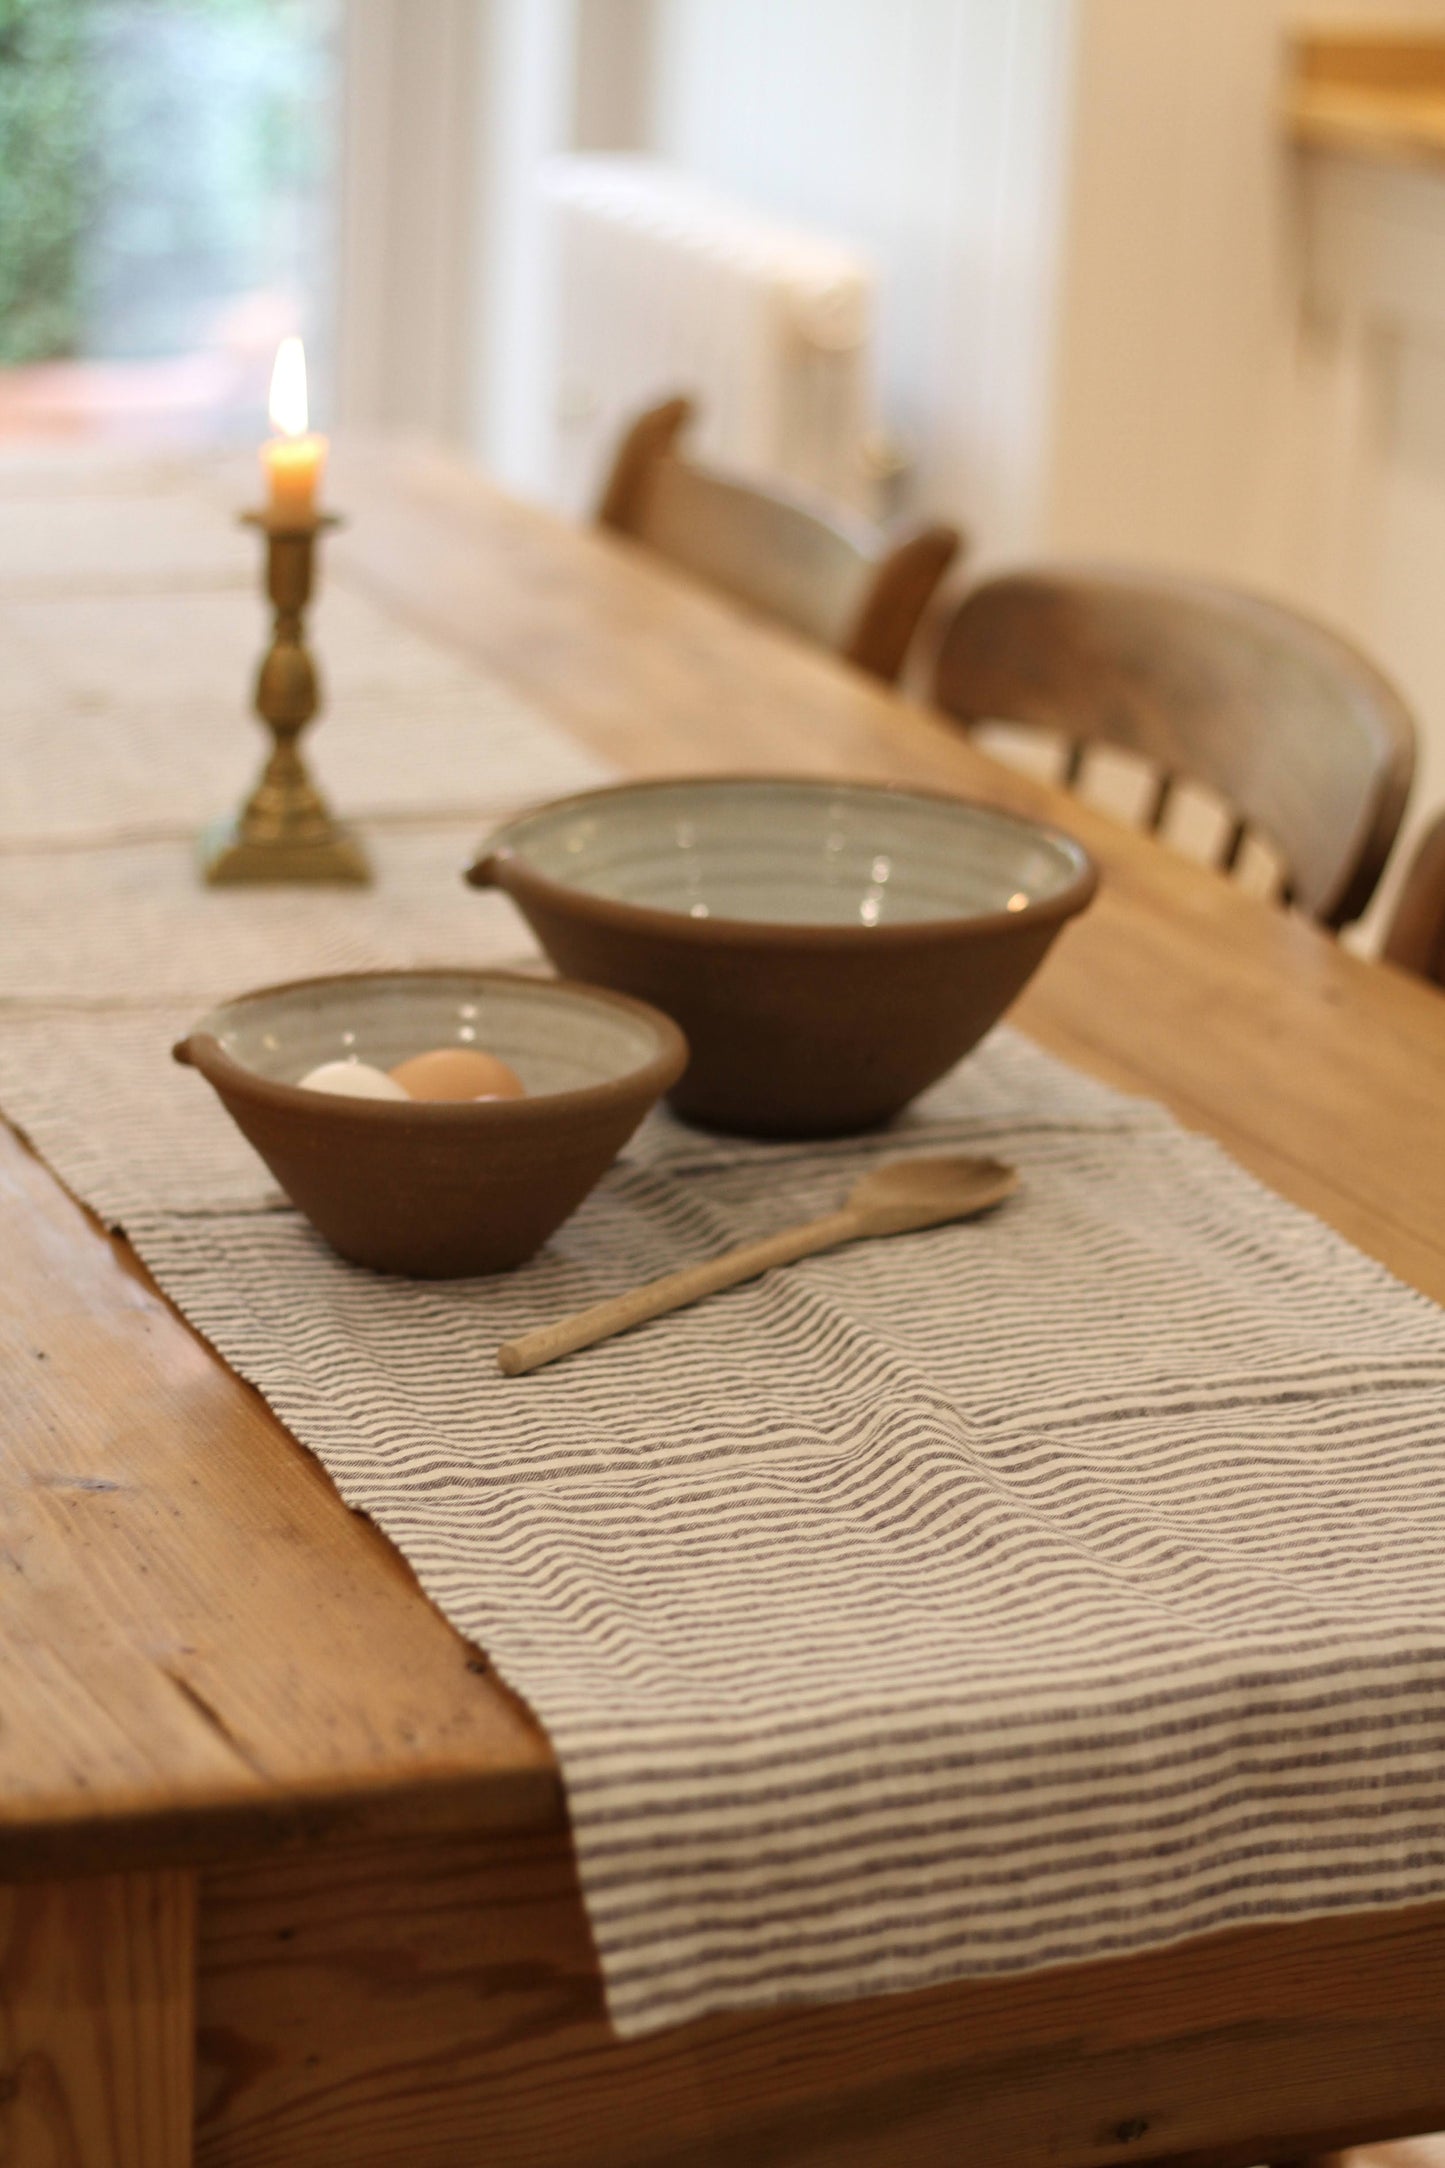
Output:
[[486, 779, 1088, 928], [192, 972, 665, 1099]]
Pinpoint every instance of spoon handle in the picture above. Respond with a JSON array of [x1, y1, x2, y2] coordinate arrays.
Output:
[[497, 1209, 862, 1377]]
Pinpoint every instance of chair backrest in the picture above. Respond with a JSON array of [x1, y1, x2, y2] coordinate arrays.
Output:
[[1383, 813, 1445, 987], [597, 396, 960, 684], [931, 567, 1416, 928]]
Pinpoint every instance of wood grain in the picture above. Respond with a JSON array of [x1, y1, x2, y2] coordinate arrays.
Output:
[[0, 1870, 195, 2168], [1289, 86, 1445, 171], [1294, 34, 1445, 96], [192, 1830, 1445, 2168], [1, 442, 1443, 1893], [331, 444, 1445, 1303], [930, 566, 1416, 926], [595, 394, 959, 681], [1383, 812, 1445, 985], [1287, 36, 1445, 171], [0, 1123, 555, 1880], [3, 443, 1445, 2168]]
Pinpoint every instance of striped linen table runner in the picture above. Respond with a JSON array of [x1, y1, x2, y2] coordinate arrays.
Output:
[[3, 453, 1445, 2037]]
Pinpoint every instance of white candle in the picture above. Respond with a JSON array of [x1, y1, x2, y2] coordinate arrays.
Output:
[[262, 337, 327, 523]]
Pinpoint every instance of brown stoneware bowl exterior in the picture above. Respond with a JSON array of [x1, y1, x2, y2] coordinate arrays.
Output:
[[174, 969, 688, 1277], [466, 778, 1098, 1138]]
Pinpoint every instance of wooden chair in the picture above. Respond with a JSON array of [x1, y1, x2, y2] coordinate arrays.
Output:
[[1382, 813, 1445, 987], [931, 567, 1417, 929], [597, 396, 960, 684]]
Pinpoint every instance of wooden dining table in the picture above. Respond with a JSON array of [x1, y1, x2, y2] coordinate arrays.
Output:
[[4, 443, 1445, 2168]]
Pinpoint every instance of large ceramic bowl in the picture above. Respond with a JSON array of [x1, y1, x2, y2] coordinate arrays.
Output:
[[466, 777, 1097, 1137], [174, 969, 687, 1277]]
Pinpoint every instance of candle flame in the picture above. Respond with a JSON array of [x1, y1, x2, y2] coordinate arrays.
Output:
[[269, 337, 309, 437]]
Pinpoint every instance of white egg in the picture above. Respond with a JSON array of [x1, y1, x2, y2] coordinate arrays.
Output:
[[298, 1060, 410, 1102]]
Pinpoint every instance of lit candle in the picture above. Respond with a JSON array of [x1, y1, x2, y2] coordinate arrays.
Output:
[[262, 337, 327, 524]]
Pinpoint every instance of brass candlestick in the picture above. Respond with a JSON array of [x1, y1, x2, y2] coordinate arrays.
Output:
[[200, 510, 370, 885]]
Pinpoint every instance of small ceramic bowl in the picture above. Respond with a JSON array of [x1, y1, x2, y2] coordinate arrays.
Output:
[[174, 969, 688, 1277], [467, 777, 1096, 1137]]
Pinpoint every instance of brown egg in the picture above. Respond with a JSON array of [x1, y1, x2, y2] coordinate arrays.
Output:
[[389, 1047, 526, 1102]]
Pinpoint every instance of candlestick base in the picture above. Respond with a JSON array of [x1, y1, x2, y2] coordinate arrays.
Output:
[[199, 813, 371, 887]]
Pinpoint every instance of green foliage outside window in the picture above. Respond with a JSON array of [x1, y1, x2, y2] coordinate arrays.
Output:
[[0, 0, 333, 373], [0, 0, 92, 365]]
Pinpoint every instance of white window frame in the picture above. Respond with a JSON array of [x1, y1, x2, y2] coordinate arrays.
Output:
[[332, 0, 654, 465]]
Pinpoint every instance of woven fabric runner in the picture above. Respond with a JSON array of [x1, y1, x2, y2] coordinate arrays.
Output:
[[4, 454, 1445, 2037]]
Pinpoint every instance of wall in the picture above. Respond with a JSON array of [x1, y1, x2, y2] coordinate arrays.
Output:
[[1025, 0, 1445, 933], [1039, 0, 1445, 588], [641, 0, 1445, 933], [643, 0, 1445, 570], [1039, 0, 1297, 578], [336, 0, 487, 440], [647, 0, 1076, 556], [397, 0, 1445, 930], [572, 0, 657, 151], [1289, 0, 1445, 927], [474, 0, 581, 493], [1290, 147, 1445, 931]]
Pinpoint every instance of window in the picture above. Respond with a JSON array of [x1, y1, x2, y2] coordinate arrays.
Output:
[[0, 0, 339, 441]]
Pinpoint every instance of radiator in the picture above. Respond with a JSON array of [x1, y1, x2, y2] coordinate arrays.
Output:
[[543, 156, 879, 518]]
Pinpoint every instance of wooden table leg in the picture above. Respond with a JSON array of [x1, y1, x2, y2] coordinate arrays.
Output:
[[0, 1870, 196, 2167]]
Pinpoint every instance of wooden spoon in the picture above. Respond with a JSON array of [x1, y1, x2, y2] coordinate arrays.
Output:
[[497, 1153, 1018, 1377]]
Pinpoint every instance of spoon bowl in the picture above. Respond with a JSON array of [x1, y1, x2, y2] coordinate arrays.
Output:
[[845, 1154, 1018, 1236]]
